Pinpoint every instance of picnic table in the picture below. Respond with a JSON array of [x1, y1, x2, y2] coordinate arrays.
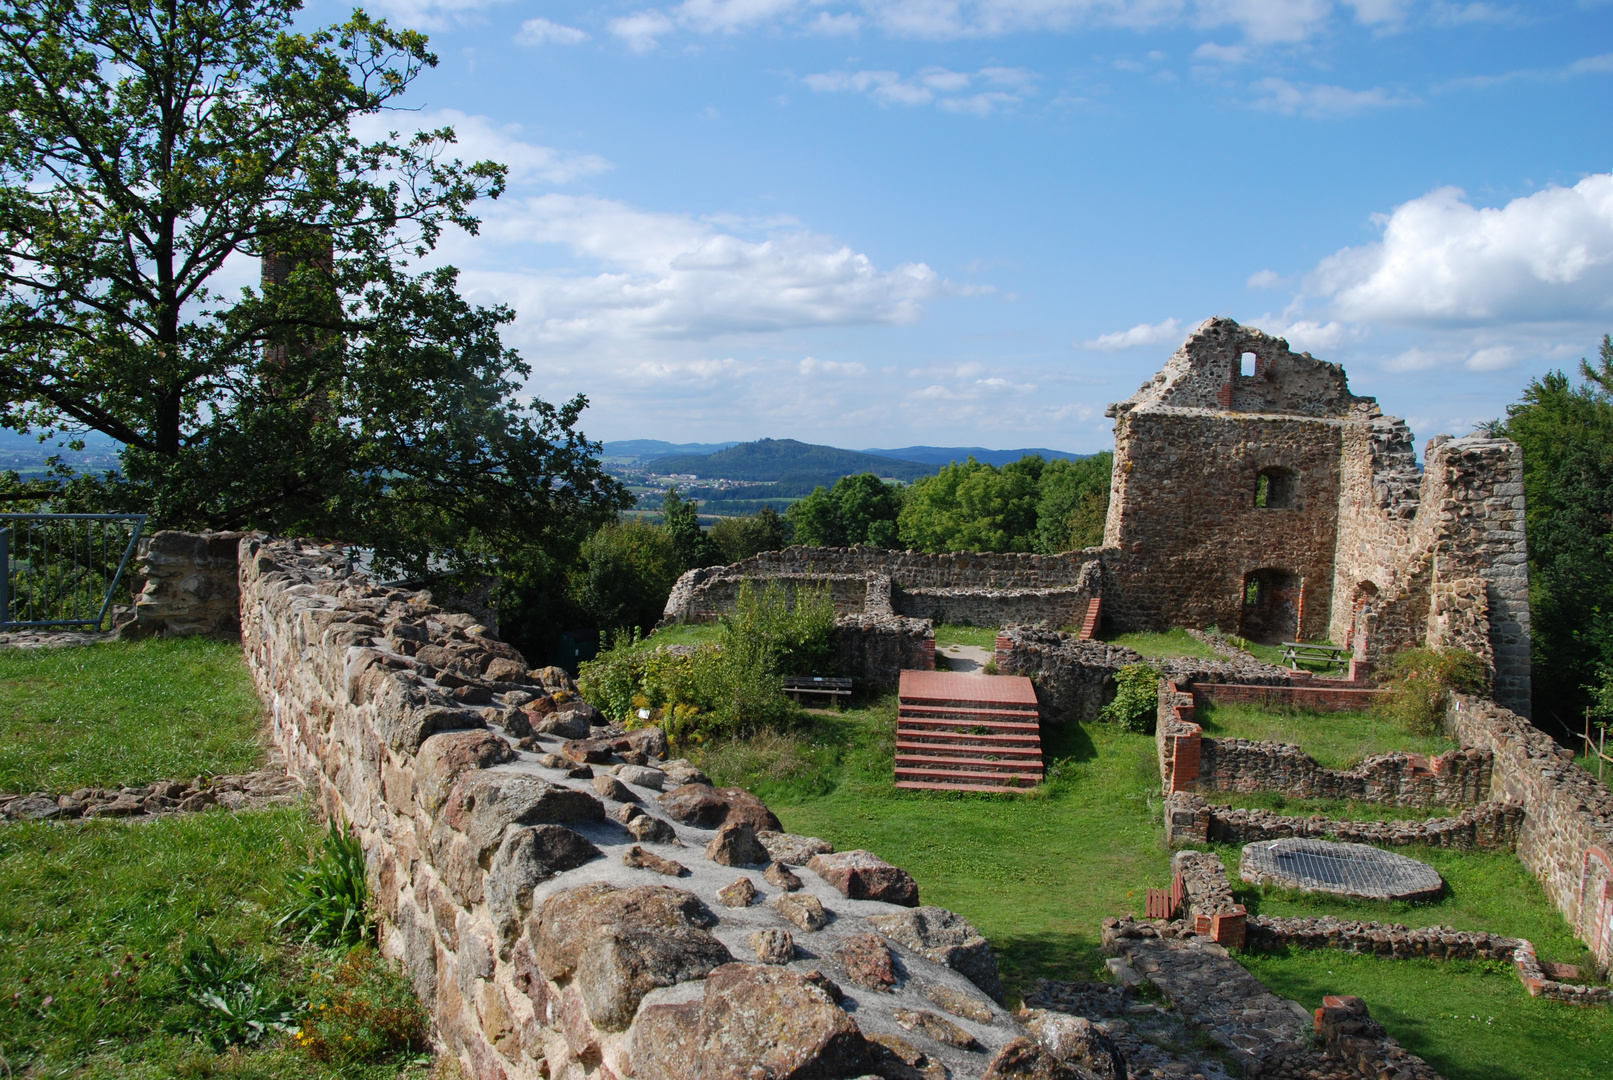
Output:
[[783, 675, 853, 709], [1280, 641, 1350, 671]]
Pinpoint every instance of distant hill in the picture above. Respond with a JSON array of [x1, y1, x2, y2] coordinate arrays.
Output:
[[646, 438, 938, 495], [602, 439, 739, 458], [862, 445, 1090, 467]]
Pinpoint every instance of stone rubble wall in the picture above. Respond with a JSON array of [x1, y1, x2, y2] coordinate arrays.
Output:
[[1247, 915, 1522, 961], [1163, 791, 1524, 850], [240, 537, 1030, 1080], [1446, 693, 1613, 974], [124, 529, 248, 638], [995, 626, 1293, 724], [1155, 679, 1491, 806], [833, 612, 936, 689]]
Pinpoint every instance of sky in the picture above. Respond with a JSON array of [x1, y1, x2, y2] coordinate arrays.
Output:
[[303, 0, 1613, 454]]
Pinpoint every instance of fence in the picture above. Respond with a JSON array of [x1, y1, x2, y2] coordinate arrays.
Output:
[[0, 514, 146, 631]]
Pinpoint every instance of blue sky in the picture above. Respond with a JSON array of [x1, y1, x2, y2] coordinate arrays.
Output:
[[306, 0, 1613, 453]]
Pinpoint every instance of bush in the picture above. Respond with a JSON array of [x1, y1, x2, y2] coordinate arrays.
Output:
[[1376, 647, 1490, 735], [1101, 663, 1161, 733], [293, 947, 429, 1065], [277, 819, 371, 947], [578, 580, 836, 746]]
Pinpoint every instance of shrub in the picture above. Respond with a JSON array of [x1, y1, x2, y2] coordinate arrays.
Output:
[[1376, 647, 1490, 735], [293, 947, 429, 1065], [166, 937, 297, 1050], [278, 819, 371, 946], [1101, 663, 1162, 733]]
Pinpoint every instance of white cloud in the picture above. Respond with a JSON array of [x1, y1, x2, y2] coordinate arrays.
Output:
[[1075, 317, 1182, 350], [463, 194, 941, 342], [1310, 174, 1613, 326], [1250, 316, 1359, 352], [1195, 41, 1249, 63], [1345, 0, 1407, 24], [609, 10, 676, 51], [1247, 268, 1283, 288], [350, 109, 610, 186], [515, 17, 590, 45], [799, 356, 869, 376], [803, 66, 1039, 112], [1441, 50, 1613, 91], [1248, 77, 1414, 116], [361, 0, 511, 30], [602, 0, 1346, 48]]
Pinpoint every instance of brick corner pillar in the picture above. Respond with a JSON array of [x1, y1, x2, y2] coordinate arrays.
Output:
[[1211, 905, 1247, 949], [1168, 723, 1203, 793]]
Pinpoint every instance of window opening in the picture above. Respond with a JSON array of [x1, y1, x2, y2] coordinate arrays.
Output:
[[1240, 351, 1257, 378], [1255, 467, 1295, 509], [1245, 578, 1261, 606]]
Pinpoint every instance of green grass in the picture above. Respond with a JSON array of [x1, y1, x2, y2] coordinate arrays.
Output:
[[1206, 790, 1462, 821], [933, 624, 1000, 649], [0, 638, 264, 792], [1102, 628, 1221, 660], [1239, 952, 1613, 1080], [1222, 844, 1596, 971], [694, 699, 1613, 1080], [0, 808, 426, 1079], [639, 622, 724, 649], [1195, 700, 1457, 770]]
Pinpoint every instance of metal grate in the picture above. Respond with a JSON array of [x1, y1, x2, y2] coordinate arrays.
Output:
[[1240, 838, 1444, 902], [0, 514, 147, 631]]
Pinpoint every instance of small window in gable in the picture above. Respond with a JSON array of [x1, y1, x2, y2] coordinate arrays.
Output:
[[1255, 466, 1296, 509], [1240, 351, 1257, 378]]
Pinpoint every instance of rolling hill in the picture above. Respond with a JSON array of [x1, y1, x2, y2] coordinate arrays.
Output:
[[646, 438, 938, 494], [861, 445, 1090, 467]]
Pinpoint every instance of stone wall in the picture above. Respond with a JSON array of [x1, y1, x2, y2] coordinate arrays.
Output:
[[241, 537, 1029, 1079], [1446, 693, 1613, 974], [834, 612, 935, 689], [124, 530, 247, 638], [1155, 680, 1492, 806], [1163, 790, 1524, 850]]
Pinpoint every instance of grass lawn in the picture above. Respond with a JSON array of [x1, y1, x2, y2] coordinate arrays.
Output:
[[0, 637, 264, 792], [640, 622, 724, 648], [694, 698, 1613, 1080], [0, 643, 429, 1078], [1101, 628, 1221, 660], [1240, 952, 1613, 1080], [1206, 789, 1461, 821], [933, 624, 1001, 650], [1195, 699, 1457, 770]]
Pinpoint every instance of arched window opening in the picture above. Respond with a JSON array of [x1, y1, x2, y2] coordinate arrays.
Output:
[[1255, 467, 1296, 509]]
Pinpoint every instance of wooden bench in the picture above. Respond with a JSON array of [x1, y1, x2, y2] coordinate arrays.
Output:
[[784, 676, 853, 709], [1280, 641, 1350, 671]]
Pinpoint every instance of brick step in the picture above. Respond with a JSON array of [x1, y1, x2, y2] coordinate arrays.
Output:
[[897, 716, 1041, 733], [1078, 597, 1102, 641], [898, 699, 1040, 715], [896, 779, 1037, 793], [896, 755, 1044, 773], [895, 740, 1043, 757], [895, 730, 1042, 746], [895, 766, 1042, 786]]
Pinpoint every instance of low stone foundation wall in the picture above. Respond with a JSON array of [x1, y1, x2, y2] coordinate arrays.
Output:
[[891, 585, 1088, 628], [1446, 694, 1613, 975], [834, 612, 935, 689], [1248, 915, 1521, 960], [1190, 681, 1385, 714], [1157, 680, 1492, 806], [1164, 791, 1524, 850]]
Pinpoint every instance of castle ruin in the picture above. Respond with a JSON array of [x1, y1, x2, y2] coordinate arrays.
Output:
[[663, 317, 1532, 716]]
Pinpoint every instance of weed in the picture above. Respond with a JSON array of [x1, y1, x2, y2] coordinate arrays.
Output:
[[293, 947, 429, 1065], [167, 937, 297, 1050], [1195, 700, 1456, 770], [1376, 647, 1489, 735], [278, 820, 371, 947]]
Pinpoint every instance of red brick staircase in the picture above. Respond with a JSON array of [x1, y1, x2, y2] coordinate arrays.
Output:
[[895, 670, 1043, 792], [1078, 596, 1102, 640]]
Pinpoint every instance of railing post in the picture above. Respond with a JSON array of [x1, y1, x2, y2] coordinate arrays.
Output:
[[0, 527, 9, 627]]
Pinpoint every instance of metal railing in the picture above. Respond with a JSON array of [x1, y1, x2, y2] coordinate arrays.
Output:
[[0, 514, 147, 631]]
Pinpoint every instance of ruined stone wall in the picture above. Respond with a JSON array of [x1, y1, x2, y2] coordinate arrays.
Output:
[[1446, 693, 1613, 973], [660, 546, 1103, 628], [1101, 409, 1345, 639], [1163, 790, 1524, 850], [834, 613, 935, 689], [125, 530, 248, 638], [242, 537, 1027, 1080]]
